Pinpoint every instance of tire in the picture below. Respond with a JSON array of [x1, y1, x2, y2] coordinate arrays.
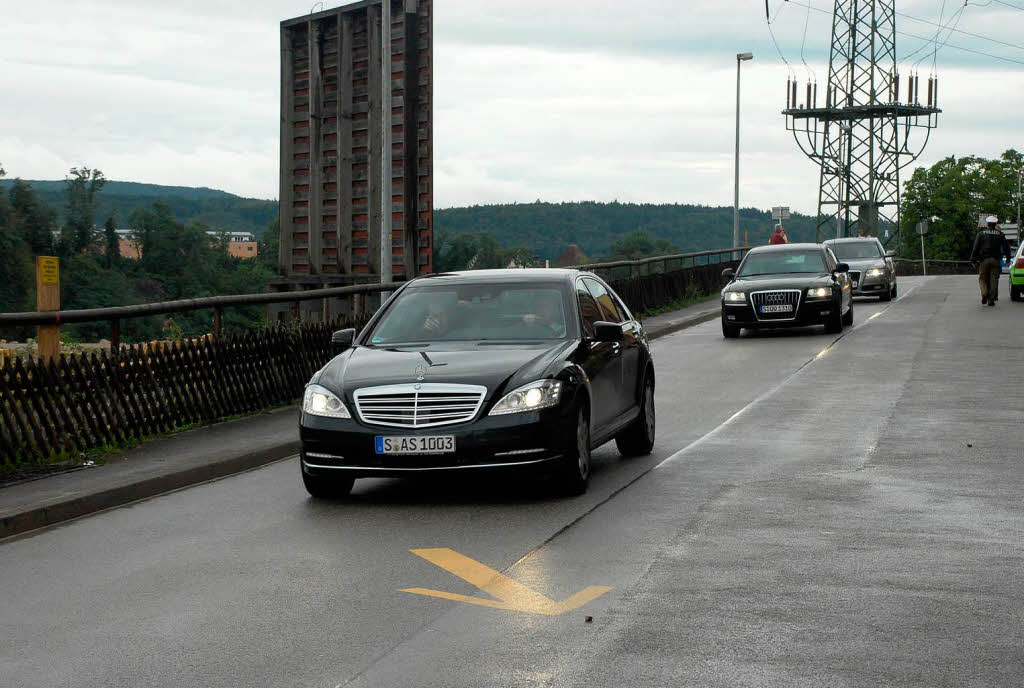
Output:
[[301, 464, 355, 499], [1011, 284, 1023, 302], [891, 283, 898, 299], [615, 374, 655, 457], [842, 298, 854, 326], [879, 284, 892, 301], [722, 316, 741, 338], [825, 299, 843, 333], [557, 405, 591, 496]]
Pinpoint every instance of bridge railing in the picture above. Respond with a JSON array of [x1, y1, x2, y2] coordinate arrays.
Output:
[[0, 283, 396, 351], [893, 259, 975, 276], [577, 247, 751, 280], [0, 246, 746, 467]]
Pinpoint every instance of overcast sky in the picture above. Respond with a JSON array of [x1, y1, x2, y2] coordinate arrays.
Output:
[[1, 0, 1021, 214]]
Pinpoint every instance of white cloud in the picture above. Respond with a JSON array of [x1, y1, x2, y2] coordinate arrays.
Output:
[[1, 0, 1021, 215]]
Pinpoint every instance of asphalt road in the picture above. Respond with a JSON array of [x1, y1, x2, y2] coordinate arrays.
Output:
[[3, 276, 1023, 687]]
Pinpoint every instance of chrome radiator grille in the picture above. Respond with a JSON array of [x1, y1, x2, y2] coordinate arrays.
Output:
[[750, 290, 801, 321], [354, 384, 487, 428], [848, 270, 862, 286]]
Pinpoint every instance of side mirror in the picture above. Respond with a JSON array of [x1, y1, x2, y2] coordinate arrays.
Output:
[[592, 321, 623, 343], [331, 328, 356, 351], [885, 250, 897, 258], [834, 262, 850, 273], [721, 268, 736, 282]]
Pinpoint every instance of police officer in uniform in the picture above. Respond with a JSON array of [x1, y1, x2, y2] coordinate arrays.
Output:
[[970, 215, 1012, 306]]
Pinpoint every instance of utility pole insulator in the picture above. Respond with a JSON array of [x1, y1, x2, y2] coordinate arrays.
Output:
[[781, 0, 940, 244]]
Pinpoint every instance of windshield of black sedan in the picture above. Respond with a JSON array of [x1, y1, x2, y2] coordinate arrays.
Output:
[[737, 249, 826, 277], [829, 241, 882, 260], [368, 284, 570, 344]]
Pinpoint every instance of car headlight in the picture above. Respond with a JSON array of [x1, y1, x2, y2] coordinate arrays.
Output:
[[723, 291, 746, 303], [489, 380, 562, 416], [303, 384, 351, 419], [807, 287, 831, 299], [866, 268, 885, 277]]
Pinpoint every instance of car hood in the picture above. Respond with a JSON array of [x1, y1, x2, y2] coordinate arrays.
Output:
[[724, 274, 832, 292], [314, 341, 577, 401], [842, 258, 886, 270]]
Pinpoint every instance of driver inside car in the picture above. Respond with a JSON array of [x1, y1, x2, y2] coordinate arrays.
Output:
[[521, 291, 566, 337]]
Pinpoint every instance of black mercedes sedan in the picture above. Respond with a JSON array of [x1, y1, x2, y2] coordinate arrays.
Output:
[[300, 269, 656, 498], [720, 243, 854, 338]]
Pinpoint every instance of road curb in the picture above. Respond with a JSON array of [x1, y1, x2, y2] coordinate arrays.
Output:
[[0, 441, 299, 540], [645, 308, 720, 340], [2, 304, 720, 540]]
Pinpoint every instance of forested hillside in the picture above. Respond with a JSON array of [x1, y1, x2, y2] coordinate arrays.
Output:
[[5, 148, 1016, 337], [0, 180, 277, 236], [435, 201, 819, 261], [0, 179, 819, 261]]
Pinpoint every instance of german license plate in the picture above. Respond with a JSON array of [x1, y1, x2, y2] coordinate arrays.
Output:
[[760, 304, 793, 313], [375, 436, 455, 455]]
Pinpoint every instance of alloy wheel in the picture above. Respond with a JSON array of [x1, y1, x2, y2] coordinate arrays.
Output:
[[577, 412, 591, 479], [644, 383, 655, 442]]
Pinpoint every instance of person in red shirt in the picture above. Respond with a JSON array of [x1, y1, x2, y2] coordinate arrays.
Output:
[[768, 225, 788, 244]]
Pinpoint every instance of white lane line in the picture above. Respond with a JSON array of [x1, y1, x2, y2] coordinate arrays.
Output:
[[655, 277, 928, 470]]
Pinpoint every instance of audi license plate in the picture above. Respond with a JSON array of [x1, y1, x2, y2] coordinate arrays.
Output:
[[760, 304, 794, 313], [375, 436, 455, 455]]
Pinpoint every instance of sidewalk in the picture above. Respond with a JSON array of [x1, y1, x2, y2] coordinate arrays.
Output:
[[0, 299, 720, 539]]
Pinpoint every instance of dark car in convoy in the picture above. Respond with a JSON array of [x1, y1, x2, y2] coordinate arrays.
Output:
[[823, 237, 898, 300], [720, 243, 854, 338], [299, 269, 656, 498]]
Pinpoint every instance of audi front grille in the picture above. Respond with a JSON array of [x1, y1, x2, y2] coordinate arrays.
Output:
[[750, 290, 802, 321]]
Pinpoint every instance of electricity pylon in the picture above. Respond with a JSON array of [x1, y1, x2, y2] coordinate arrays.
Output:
[[783, 0, 941, 243]]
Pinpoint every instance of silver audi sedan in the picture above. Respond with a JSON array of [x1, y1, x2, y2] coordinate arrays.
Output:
[[823, 237, 898, 301]]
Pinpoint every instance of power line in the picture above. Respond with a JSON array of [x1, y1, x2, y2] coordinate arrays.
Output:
[[799, 0, 816, 80], [922, 4, 968, 72], [968, 0, 1024, 10], [898, 6, 1024, 53], [784, 0, 1024, 67], [765, 1, 796, 77], [899, 2, 955, 65]]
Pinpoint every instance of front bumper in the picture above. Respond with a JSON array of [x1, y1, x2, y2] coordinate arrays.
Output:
[[300, 403, 574, 477], [722, 297, 838, 328], [850, 272, 892, 296]]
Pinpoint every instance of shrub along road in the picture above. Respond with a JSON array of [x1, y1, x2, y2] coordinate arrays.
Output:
[[3, 277, 1023, 687]]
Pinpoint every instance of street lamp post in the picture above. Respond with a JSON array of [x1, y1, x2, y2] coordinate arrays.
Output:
[[734, 52, 753, 258], [1017, 166, 1022, 234]]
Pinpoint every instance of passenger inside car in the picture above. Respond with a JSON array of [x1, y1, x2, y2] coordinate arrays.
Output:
[[369, 285, 569, 344]]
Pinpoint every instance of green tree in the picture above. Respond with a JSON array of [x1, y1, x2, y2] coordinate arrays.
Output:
[[606, 231, 679, 261], [7, 178, 57, 255], [103, 214, 119, 268], [0, 187, 34, 315], [899, 150, 1022, 261], [61, 253, 135, 340], [435, 232, 505, 271], [259, 218, 280, 272], [62, 167, 106, 254]]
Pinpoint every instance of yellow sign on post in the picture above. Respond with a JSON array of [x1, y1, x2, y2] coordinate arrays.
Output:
[[35, 256, 61, 363], [39, 256, 60, 285]]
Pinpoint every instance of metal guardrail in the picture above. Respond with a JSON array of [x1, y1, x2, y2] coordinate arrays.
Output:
[[578, 247, 752, 279], [893, 259, 975, 276], [0, 246, 750, 350], [0, 283, 395, 350]]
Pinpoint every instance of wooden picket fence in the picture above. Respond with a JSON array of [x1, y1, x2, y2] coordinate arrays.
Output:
[[0, 318, 368, 468]]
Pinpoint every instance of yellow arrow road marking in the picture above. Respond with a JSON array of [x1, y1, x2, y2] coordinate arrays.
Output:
[[400, 548, 612, 616]]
